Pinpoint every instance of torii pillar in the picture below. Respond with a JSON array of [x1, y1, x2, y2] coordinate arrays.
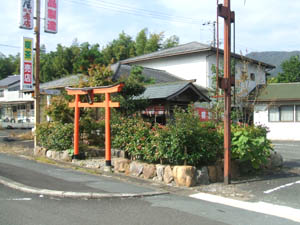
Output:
[[66, 83, 124, 171]]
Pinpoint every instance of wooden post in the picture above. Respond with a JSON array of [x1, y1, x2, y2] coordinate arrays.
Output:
[[34, 0, 41, 148]]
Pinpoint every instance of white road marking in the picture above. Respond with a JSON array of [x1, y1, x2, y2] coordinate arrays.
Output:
[[264, 180, 300, 194], [5, 198, 32, 201], [190, 193, 300, 223]]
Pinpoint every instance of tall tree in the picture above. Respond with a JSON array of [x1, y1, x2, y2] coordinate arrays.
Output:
[[102, 31, 136, 64], [144, 32, 164, 54], [274, 55, 300, 83], [135, 28, 148, 56], [162, 35, 180, 49], [0, 54, 18, 79]]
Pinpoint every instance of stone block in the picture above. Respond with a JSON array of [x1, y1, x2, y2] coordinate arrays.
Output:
[[143, 164, 156, 179], [163, 165, 173, 184], [270, 152, 283, 168], [231, 160, 240, 179], [173, 166, 196, 187], [114, 158, 130, 173], [34, 146, 47, 157], [156, 165, 165, 182], [46, 150, 53, 158], [60, 150, 72, 162], [129, 161, 144, 177], [207, 165, 217, 183], [195, 167, 210, 185]]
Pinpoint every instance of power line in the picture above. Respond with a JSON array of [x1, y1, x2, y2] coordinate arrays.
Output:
[[0, 44, 19, 49], [65, 0, 205, 25]]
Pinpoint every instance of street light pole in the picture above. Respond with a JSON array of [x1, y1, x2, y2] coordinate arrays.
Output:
[[34, 0, 41, 148]]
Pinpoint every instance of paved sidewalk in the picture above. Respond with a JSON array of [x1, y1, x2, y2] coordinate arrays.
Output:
[[0, 153, 168, 198]]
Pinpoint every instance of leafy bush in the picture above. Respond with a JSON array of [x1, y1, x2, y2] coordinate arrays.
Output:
[[112, 107, 223, 166], [36, 122, 74, 151], [230, 124, 273, 169]]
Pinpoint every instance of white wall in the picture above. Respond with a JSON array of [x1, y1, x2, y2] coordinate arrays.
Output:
[[130, 51, 267, 94], [207, 54, 266, 95], [0, 88, 33, 102], [130, 52, 209, 88], [254, 104, 300, 141]]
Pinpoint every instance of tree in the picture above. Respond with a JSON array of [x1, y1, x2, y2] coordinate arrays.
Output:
[[162, 35, 180, 49], [144, 32, 164, 54], [273, 55, 300, 83], [102, 31, 136, 64], [0, 54, 19, 79], [135, 28, 148, 56]]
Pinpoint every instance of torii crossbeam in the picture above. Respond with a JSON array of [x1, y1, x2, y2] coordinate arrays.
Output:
[[66, 83, 124, 170]]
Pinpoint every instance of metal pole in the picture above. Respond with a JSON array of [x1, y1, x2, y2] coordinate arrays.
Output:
[[223, 0, 232, 185], [34, 0, 40, 148]]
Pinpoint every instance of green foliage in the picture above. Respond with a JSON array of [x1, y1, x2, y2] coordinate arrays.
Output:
[[112, 107, 223, 166], [230, 124, 273, 169], [0, 54, 19, 79], [162, 35, 180, 49], [36, 122, 74, 151], [135, 28, 148, 56], [45, 93, 74, 124], [274, 55, 300, 83]]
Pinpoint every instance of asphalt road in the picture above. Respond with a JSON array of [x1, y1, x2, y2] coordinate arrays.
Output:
[[1, 183, 299, 225], [1, 151, 300, 225], [273, 140, 300, 168], [233, 140, 300, 209]]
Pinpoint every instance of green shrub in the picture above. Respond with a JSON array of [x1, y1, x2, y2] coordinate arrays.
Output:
[[231, 124, 273, 169], [112, 107, 223, 166], [36, 122, 74, 151]]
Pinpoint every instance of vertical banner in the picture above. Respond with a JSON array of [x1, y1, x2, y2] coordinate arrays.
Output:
[[45, 0, 58, 33], [21, 37, 34, 90], [19, 0, 34, 30]]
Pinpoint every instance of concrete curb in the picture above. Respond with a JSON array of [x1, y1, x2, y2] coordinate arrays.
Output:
[[0, 175, 169, 199]]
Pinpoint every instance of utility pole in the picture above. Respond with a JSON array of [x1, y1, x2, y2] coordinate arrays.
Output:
[[202, 21, 216, 47], [218, 0, 235, 184], [34, 0, 41, 148]]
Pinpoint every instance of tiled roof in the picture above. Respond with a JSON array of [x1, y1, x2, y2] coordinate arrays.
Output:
[[121, 42, 210, 64], [111, 63, 184, 83], [135, 81, 210, 102], [121, 42, 275, 69], [257, 83, 300, 101], [40, 74, 88, 89], [0, 75, 20, 88]]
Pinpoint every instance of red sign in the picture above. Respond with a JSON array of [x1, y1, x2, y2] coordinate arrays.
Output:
[[24, 62, 33, 84], [45, 0, 58, 33]]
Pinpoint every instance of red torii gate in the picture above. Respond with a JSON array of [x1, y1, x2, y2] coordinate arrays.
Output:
[[66, 83, 124, 170]]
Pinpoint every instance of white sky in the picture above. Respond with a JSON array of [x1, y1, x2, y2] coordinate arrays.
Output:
[[1, 0, 300, 57]]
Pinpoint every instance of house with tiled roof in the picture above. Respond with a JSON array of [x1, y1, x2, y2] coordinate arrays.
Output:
[[35, 64, 210, 124], [254, 83, 300, 140], [0, 75, 34, 128], [121, 42, 275, 97]]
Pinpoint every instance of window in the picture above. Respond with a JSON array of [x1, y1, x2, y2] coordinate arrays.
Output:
[[296, 106, 300, 122], [0, 90, 4, 97], [250, 73, 255, 81], [269, 106, 279, 122], [269, 105, 294, 122]]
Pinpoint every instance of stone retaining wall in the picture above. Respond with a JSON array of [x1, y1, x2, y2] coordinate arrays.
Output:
[[35, 146, 283, 188]]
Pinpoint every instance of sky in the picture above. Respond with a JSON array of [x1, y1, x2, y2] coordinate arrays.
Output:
[[1, 0, 300, 57]]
